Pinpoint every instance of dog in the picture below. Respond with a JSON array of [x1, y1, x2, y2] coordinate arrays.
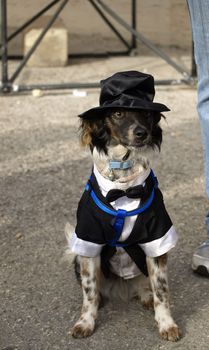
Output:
[[67, 71, 181, 341]]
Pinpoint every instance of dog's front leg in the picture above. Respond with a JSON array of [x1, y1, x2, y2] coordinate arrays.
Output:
[[71, 256, 100, 338], [146, 254, 181, 341]]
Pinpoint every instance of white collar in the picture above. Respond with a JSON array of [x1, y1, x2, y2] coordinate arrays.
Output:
[[93, 164, 151, 193]]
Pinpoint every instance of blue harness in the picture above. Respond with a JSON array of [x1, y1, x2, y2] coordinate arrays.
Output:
[[85, 169, 158, 247]]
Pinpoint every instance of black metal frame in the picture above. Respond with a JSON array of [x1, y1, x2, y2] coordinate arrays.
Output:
[[0, 0, 195, 94]]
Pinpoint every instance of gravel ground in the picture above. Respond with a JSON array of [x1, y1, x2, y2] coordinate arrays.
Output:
[[1, 55, 209, 350]]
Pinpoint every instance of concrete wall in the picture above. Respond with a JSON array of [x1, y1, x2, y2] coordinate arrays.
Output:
[[7, 0, 192, 55]]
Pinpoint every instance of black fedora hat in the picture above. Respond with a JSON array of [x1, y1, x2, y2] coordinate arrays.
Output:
[[79, 70, 170, 119]]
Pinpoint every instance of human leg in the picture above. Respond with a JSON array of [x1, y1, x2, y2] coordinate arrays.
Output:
[[187, 0, 209, 275]]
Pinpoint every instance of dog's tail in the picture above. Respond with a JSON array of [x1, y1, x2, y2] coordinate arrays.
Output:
[[63, 222, 76, 265]]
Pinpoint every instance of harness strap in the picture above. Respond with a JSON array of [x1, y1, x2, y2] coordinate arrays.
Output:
[[85, 184, 155, 217], [85, 169, 157, 248], [108, 209, 127, 246]]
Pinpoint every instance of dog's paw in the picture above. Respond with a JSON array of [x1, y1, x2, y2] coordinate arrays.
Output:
[[160, 324, 181, 342], [71, 320, 95, 338]]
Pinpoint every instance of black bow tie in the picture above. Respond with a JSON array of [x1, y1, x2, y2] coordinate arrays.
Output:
[[106, 184, 146, 202]]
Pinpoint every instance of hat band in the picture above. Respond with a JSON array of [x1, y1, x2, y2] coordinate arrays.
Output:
[[102, 94, 154, 109]]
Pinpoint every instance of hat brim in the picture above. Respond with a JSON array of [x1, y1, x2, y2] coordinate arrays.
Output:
[[79, 102, 170, 119]]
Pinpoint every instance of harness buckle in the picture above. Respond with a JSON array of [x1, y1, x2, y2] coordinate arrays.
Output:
[[113, 209, 127, 233]]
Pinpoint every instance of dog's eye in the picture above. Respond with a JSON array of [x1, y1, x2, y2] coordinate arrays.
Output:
[[113, 111, 123, 119]]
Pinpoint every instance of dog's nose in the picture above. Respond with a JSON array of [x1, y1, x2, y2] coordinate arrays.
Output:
[[133, 127, 148, 140]]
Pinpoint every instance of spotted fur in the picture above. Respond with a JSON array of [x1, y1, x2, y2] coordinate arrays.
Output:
[[71, 256, 101, 338], [147, 254, 181, 341]]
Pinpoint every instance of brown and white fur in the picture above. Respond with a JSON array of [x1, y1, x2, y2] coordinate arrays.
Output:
[[68, 109, 181, 341]]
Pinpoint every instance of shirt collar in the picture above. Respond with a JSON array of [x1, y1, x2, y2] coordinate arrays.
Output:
[[93, 164, 151, 194]]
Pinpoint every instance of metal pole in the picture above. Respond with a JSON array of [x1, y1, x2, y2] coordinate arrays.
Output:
[[89, 0, 131, 50], [16, 82, 100, 92], [0, 0, 62, 48], [68, 50, 130, 58], [9, 0, 69, 83], [10, 78, 190, 93], [1, 0, 8, 87], [131, 0, 137, 50], [97, 0, 191, 79]]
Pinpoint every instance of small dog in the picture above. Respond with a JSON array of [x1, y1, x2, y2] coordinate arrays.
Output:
[[67, 71, 181, 341]]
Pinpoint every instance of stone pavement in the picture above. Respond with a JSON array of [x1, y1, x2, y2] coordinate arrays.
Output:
[[0, 54, 209, 350]]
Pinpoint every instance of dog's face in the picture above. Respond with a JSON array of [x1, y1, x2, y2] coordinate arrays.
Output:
[[80, 109, 163, 154], [106, 109, 162, 149]]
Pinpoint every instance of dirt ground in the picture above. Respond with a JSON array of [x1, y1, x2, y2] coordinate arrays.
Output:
[[1, 53, 209, 350]]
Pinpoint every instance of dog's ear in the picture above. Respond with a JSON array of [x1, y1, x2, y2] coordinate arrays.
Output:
[[80, 119, 94, 148], [79, 118, 110, 153], [153, 112, 165, 124]]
